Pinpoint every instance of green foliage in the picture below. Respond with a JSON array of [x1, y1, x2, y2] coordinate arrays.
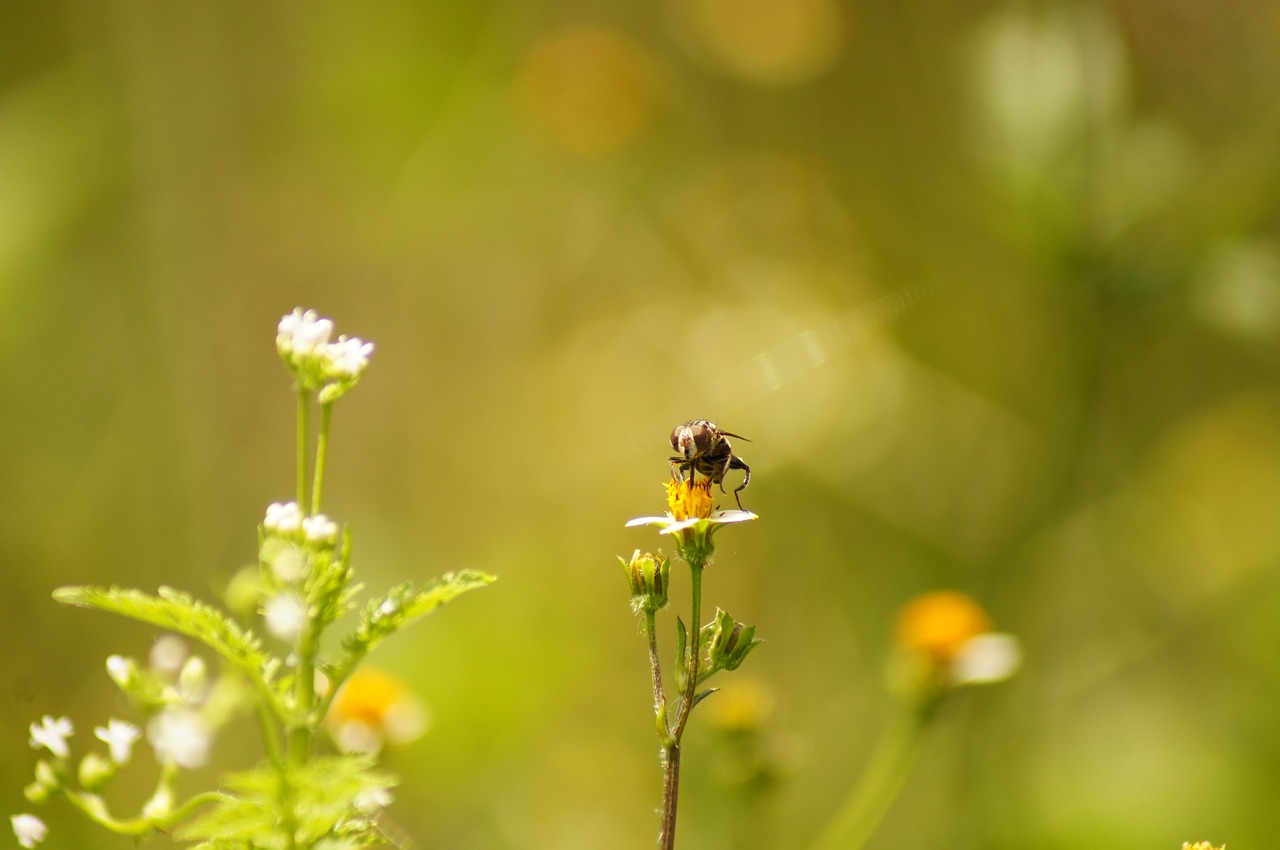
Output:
[[178, 755, 395, 850], [52, 585, 279, 694], [327, 570, 495, 685]]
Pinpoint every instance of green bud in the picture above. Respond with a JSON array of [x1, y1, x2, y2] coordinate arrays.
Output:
[[620, 550, 670, 614], [702, 608, 763, 678], [34, 760, 60, 789], [25, 760, 61, 803], [78, 753, 115, 792]]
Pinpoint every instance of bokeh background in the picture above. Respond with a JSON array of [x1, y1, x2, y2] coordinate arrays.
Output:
[[3, 1, 1280, 848]]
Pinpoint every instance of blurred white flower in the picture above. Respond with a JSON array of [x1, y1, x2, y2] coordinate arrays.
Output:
[[354, 787, 393, 815], [949, 633, 1022, 685], [148, 709, 212, 769], [28, 716, 73, 759], [10, 814, 47, 848], [150, 635, 188, 676], [264, 501, 304, 534], [302, 513, 338, 544], [325, 336, 374, 377], [277, 308, 334, 357], [105, 655, 135, 689], [264, 592, 308, 642], [94, 719, 142, 765]]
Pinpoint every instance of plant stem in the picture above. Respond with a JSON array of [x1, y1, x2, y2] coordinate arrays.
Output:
[[658, 561, 704, 848], [296, 387, 309, 508], [658, 743, 681, 850], [311, 401, 333, 515], [808, 706, 929, 850], [646, 611, 671, 746]]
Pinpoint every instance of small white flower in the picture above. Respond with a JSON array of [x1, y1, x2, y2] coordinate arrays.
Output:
[[325, 336, 374, 377], [28, 716, 73, 759], [178, 656, 208, 702], [10, 814, 47, 848], [353, 787, 393, 815], [150, 635, 188, 676], [263, 592, 308, 642], [105, 655, 135, 689], [377, 599, 398, 619], [264, 501, 303, 533], [950, 633, 1023, 685], [302, 513, 338, 544], [277, 308, 334, 357], [148, 709, 212, 769], [94, 719, 142, 765]]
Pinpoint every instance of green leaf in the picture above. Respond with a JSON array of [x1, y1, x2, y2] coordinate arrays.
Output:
[[180, 755, 395, 848], [328, 570, 494, 684], [53, 585, 279, 695], [674, 617, 689, 694]]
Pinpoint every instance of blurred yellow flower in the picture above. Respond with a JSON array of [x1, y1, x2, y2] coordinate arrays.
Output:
[[1181, 843, 1224, 850], [326, 667, 429, 755], [515, 25, 658, 158], [893, 591, 1021, 696], [896, 591, 991, 661], [705, 676, 775, 735], [676, 0, 843, 85]]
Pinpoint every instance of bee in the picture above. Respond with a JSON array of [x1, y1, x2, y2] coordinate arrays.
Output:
[[669, 419, 752, 510]]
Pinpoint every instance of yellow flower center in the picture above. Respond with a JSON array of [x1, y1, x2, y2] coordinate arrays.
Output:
[[665, 476, 715, 521], [895, 591, 991, 661], [329, 667, 410, 729]]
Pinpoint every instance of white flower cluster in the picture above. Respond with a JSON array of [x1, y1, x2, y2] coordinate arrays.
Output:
[[276, 308, 374, 400]]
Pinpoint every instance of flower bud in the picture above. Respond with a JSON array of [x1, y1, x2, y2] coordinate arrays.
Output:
[[620, 550, 670, 614], [77, 753, 115, 792], [702, 608, 762, 674]]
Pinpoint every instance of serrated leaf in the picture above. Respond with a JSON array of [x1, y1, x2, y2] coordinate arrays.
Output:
[[179, 755, 395, 848], [53, 585, 278, 695], [328, 570, 494, 684]]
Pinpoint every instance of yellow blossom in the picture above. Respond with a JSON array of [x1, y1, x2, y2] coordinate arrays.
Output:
[[326, 667, 428, 754], [665, 476, 716, 521], [896, 591, 992, 661]]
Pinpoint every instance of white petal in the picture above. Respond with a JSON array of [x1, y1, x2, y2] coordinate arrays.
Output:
[[624, 516, 673, 528], [708, 510, 758, 524], [951, 633, 1022, 685], [11, 814, 47, 848]]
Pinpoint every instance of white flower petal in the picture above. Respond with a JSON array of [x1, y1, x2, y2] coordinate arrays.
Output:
[[28, 716, 73, 759], [950, 633, 1022, 685], [624, 516, 674, 528], [11, 814, 47, 848], [94, 719, 142, 765], [148, 709, 212, 769], [264, 593, 308, 642], [658, 518, 702, 535], [707, 510, 758, 524]]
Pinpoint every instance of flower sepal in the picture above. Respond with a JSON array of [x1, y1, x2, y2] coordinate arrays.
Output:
[[699, 608, 763, 681], [620, 550, 670, 614]]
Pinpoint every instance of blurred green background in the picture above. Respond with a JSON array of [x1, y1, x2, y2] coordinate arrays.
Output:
[[3, 1, 1280, 848]]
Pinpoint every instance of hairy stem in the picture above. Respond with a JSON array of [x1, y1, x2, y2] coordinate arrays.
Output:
[[658, 561, 704, 848]]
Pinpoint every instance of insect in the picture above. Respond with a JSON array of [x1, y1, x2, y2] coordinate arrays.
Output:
[[669, 419, 752, 510]]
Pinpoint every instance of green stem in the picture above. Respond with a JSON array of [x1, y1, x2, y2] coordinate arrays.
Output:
[[296, 388, 309, 508], [672, 563, 703, 741], [646, 611, 672, 746], [659, 560, 704, 849], [63, 772, 222, 837], [257, 698, 285, 768], [808, 706, 930, 850], [311, 401, 333, 515]]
